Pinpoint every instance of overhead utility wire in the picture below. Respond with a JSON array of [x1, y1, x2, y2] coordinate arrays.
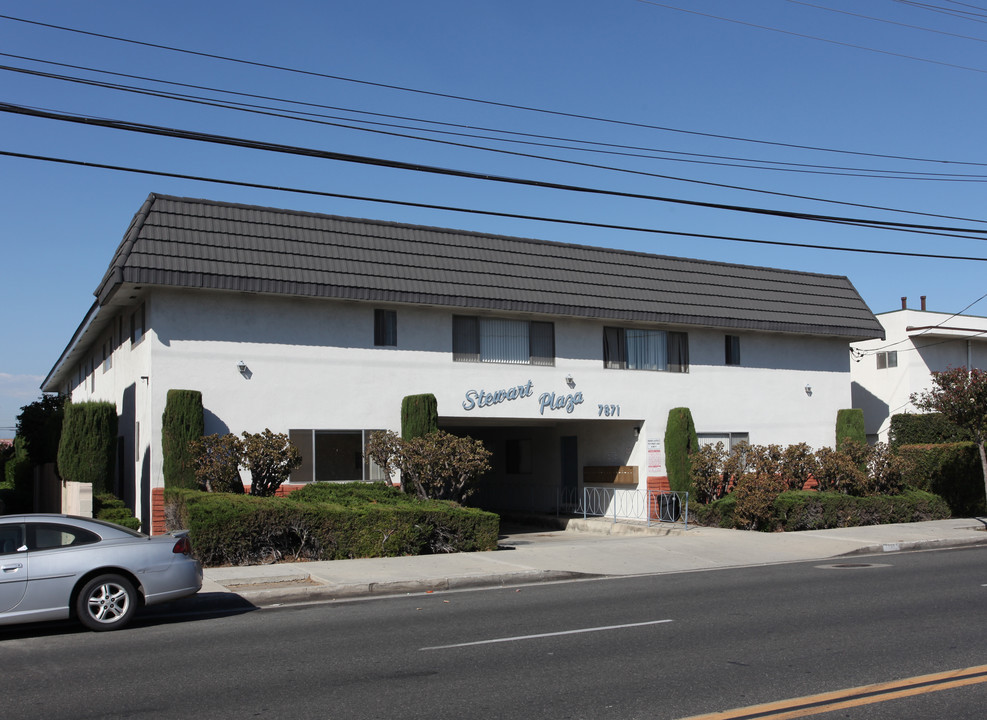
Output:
[[5, 148, 987, 263], [854, 290, 987, 354], [6, 101, 987, 239], [9, 51, 987, 176], [638, 1, 987, 75], [10, 64, 987, 193], [894, 0, 987, 21], [785, 0, 987, 42], [0, 12, 980, 167]]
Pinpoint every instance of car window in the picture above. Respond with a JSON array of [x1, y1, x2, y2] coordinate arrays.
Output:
[[28, 523, 101, 550], [0, 524, 25, 554]]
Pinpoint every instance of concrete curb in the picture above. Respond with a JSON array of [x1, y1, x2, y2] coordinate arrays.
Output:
[[838, 534, 987, 557], [226, 569, 595, 606]]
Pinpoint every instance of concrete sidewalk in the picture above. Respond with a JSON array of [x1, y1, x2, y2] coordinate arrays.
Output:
[[199, 517, 987, 608]]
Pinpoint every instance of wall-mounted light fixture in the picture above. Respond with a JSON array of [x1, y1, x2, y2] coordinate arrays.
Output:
[[804, 384, 812, 397], [565, 374, 575, 388], [238, 361, 249, 377]]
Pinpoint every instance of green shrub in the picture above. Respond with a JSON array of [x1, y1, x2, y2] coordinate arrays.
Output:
[[690, 494, 737, 529], [164, 486, 499, 566], [889, 413, 971, 449], [93, 493, 142, 531], [814, 445, 868, 495], [15, 394, 65, 465], [189, 433, 245, 493], [56, 401, 117, 493], [898, 443, 986, 516], [773, 490, 950, 530], [836, 408, 866, 447], [401, 393, 438, 439], [288, 481, 407, 507], [665, 407, 699, 496], [162, 389, 204, 489]]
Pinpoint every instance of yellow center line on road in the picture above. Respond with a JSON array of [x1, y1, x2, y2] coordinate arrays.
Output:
[[678, 664, 987, 720]]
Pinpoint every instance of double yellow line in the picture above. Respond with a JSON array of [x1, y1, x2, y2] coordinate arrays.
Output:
[[679, 664, 987, 719]]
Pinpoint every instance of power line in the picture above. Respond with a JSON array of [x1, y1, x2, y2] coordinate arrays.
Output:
[[785, 0, 987, 42], [5, 148, 987, 262], [7, 100, 987, 238], [1, 12, 983, 166], [8, 51, 987, 177], [638, 1, 987, 75]]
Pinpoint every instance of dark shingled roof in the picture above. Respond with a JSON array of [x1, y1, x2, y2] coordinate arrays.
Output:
[[96, 193, 883, 339]]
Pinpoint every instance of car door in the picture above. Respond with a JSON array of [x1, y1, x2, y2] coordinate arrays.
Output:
[[20, 522, 103, 613], [0, 523, 28, 613]]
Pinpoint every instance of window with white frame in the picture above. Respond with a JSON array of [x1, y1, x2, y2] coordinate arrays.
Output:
[[698, 432, 749, 451], [130, 303, 145, 346], [603, 327, 688, 372], [876, 351, 897, 370], [452, 316, 555, 366]]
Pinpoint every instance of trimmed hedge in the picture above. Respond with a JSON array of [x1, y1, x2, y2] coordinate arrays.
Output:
[[164, 483, 499, 566], [691, 489, 950, 531], [93, 493, 142, 531], [898, 442, 986, 516], [889, 413, 971, 449]]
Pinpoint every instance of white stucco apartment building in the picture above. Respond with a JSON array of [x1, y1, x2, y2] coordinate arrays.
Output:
[[42, 194, 884, 530], [850, 297, 987, 443]]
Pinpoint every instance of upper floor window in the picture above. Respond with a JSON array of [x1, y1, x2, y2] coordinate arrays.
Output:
[[603, 327, 688, 372], [102, 337, 112, 372], [130, 303, 146, 347], [725, 335, 741, 366], [374, 309, 397, 347], [876, 351, 897, 370], [453, 316, 555, 366]]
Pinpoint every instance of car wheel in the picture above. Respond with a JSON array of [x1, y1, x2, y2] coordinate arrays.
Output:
[[75, 574, 138, 631]]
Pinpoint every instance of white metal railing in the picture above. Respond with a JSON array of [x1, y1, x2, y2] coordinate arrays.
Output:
[[577, 486, 689, 529]]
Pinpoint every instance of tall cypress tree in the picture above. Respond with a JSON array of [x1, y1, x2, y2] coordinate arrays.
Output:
[[162, 389, 204, 489], [835, 408, 866, 447], [401, 394, 438, 439], [57, 401, 118, 493], [664, 407, 699, 497]]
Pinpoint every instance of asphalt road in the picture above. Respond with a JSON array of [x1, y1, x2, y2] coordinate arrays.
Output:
[[2, 546, 985, 720]]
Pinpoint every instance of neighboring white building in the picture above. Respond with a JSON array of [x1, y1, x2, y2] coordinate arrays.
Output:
[[850, 296, 987, 444], [43, 194, 884, 530]]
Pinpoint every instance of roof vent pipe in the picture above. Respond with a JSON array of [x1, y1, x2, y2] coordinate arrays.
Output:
[[921, 296, 927, 311], [901, 296, 907, 310]]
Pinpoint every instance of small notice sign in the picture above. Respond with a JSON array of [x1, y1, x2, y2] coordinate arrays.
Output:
[[647, 439, 663, 474]]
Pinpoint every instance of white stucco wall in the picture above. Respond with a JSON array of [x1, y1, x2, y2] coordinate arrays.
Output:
[[62, 287, 859, 524], [851, 309, 987, 442]]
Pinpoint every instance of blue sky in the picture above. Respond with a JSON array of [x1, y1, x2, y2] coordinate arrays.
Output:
[[2, 0, 987, 434]]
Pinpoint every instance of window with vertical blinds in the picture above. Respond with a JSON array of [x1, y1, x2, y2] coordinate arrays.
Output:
[[453, 316, 555, 366], [604, 327, 688, 372]]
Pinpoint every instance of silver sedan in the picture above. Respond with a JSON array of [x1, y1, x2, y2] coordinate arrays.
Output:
[[0, 514, 202, 631]]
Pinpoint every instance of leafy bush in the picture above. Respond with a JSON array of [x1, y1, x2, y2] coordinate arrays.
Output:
[[814, 445, 868, 495], [93, 493, 142, 531], [732, 471, 787, 531], [162, 389, 204, 489], [689, 494, 737, 529], [866, 443, 906, 496], [897, 442, 986, 516], [189, 433, 244, 493], [164, 486, 499, 566], [1, 437, 33, 513], [664, 407, 699, 496], [780, 443, 817, 491], [56, 401, 117, 493], [688, 441, 728, 504], [241, 429, 302, 497], [401, 393, 438, 439], [366, 430, 491, 503], [889, 412, 970, 449]]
